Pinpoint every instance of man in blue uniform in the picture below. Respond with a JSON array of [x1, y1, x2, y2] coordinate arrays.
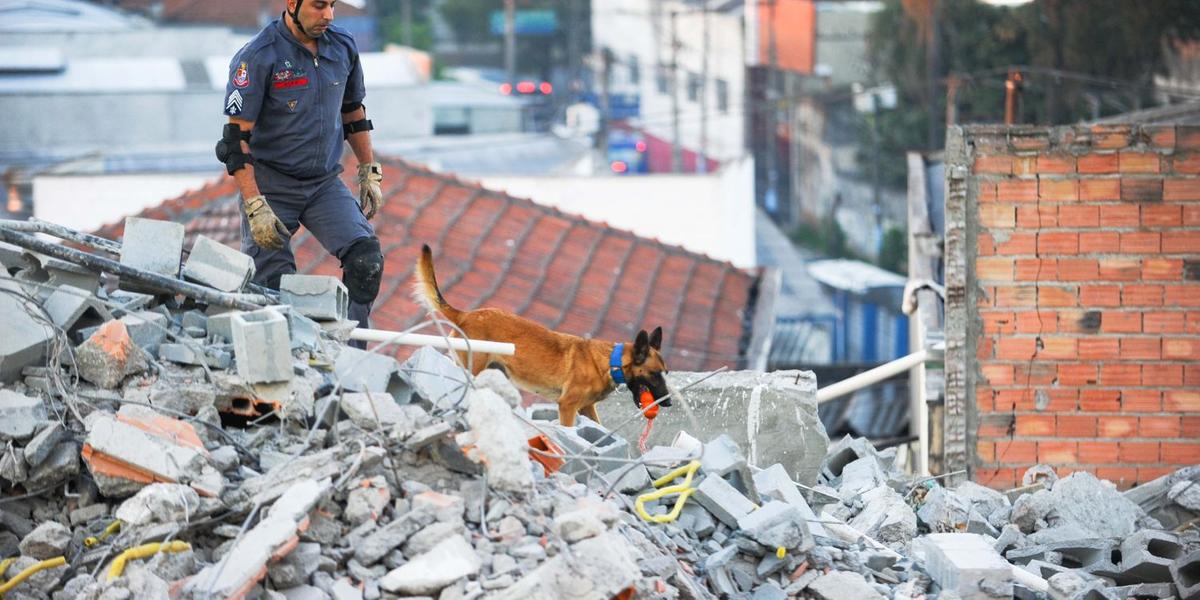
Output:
[[217, 0, 384, 329]]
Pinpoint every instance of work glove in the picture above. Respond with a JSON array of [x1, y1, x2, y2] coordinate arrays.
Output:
[[243, 194, 289, 250], [357, 162, 384, 220]]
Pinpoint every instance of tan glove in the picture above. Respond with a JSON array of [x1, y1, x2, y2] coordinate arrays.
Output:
[[357, 162, 383, 220], [243, 195, 289, 250]]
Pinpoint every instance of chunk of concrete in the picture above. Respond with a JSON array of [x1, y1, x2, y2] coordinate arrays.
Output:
[[41, 284, 101, 330], [335, 345, 412, 400], [353, 511, 431, 565], [1117, 530, 1182, 583], [119, 310, 169, 353], [1169, 548, 1200, 600], [182, 235, 255, 292], [340, 392, 424, 431], [807, 571, 885, 600], [399, 346, 467, 408], [496, 532, 641, 600], [25, 441, 79, 490], [115, 483, 201, 527], [553, 508, 607, 543], [694, 474, 757, 527], [280, 274, 348, 321], [1045, 472, 1154, 538], [19, 521, 71, 560], [74, 320, 149, 389], [702, 434, 759, 501], [736, 500, 813, 551], [379, 535, 480, 595], [455, 388, 535, 493], [231, 308, 293, 383], [597, 370, 829, 486], [118, 217, 185, 287], [917, 486, 996, 535], [0, 289, 54, 382], [849, 486, 917, 545], [0, 390, 47, 442], [753, 463, 827, 538], [916, 534, 1014, 599], [22, 422, 65, 467], [82, 412, 223, 497]]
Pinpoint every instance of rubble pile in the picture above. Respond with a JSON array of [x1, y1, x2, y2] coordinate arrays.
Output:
[[0, 217, 1198, 600]]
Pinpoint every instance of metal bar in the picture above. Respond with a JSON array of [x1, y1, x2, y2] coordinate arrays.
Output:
[[348, 328, 515, 355], [0, 227, 261, 310], [0, 218, 121, 254], [816, 349, 930, 404]]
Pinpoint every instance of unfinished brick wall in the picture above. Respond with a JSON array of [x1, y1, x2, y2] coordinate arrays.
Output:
[[947, 124, 1200, 490]]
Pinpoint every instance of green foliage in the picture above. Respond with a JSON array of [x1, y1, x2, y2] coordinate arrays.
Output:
[[878, 226, 908, 275], [790, 218, 852, 260]]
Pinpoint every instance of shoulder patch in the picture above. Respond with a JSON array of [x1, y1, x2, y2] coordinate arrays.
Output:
[[232, 62, 250, 89], [226, 89, 244, 115]]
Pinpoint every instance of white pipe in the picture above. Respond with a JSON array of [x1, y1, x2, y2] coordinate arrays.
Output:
[[816, 349, 930, 404], [1010, 565, 1049, 593], [349, 328, 515, 355]]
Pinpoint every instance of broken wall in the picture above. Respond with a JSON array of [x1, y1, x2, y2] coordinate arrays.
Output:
[[945, 124, 1200, 489]]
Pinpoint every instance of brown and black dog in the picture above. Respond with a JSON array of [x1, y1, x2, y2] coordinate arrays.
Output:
[[414, 244, 671, 426]]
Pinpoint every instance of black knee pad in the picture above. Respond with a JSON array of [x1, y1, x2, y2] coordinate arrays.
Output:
[[342, 236, 384, 304]]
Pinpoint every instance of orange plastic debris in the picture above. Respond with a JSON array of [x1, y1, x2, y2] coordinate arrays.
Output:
[[527, 434, 565, 476], [639, 390, 658, 419]]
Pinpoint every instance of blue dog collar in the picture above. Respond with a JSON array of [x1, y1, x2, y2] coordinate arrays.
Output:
[[610, 343, 626, 385]]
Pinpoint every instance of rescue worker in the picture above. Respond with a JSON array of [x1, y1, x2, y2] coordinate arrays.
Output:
[[217, 0, 384, 330]]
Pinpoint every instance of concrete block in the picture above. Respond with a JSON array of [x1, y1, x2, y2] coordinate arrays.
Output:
[[231, 308, 293, 383], [917, 486, 996, 535], [284, 309, 322, 351], [1118, 530, 1182, 583], [119, 311, 169, 353], [1108, 582, 1176, 599], [83, 412, 223, 497], [736, 500, 813, 552], [545, 418, 630, 482], [157, 343, 231, 369], [399, 346, 466, 408], [526, 402, 559, 421], [0, 288, 53, 383], [41, 285, 102, 331], [336, 345, 412, 401], [25, 441, 78, 490], [597, 369, 829, 487], [341, 392, 425, 431], [702, 434, 759, 501], [75, 319, 149, 389], [694, 474, 757, 527], [354, 510, 430, 565], [22, 422, 65, 467], [1169, 548, 1200, 600], [753, 463, 827, 538], [182, 234, 255, 292], [207, 310, 237, 342], [19, 521, 71, 560], [807, 571, 885, 600], [916, 533, 1014, 600], [118, 217, 185, 289], [0, 390, 48, 442], [280, 274, 348, 321], [1044, 472, 1150, 539], [849, 486, 917, 545], [495, 532, 640, 600], [380, 535, 480, 595]]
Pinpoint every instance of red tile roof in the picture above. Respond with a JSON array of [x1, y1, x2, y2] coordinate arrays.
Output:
[[94, 158, 763, 372], [111, 0, 365, 28]]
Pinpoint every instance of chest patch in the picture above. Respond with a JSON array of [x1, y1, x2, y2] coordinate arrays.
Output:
[[287, 100, 298, 112], [272, 64, 309, 90]]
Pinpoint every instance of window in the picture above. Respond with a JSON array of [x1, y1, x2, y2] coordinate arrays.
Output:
[[716, 79, 729, 113], [687, 72, 701, 102], [656, 64, 669, 94], [628, 55, 640, 85]]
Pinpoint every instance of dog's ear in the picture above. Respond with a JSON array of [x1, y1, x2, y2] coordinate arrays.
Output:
[[633, 329, 650, 364], [649, 326, 663, 350]]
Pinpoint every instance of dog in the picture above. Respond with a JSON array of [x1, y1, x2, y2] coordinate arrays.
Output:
[[414, 244, 670, 427]]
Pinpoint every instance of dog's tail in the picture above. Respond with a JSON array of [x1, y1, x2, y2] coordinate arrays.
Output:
[[413, 244, 463, 322]]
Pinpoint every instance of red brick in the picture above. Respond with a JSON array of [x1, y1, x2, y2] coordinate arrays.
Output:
[[1014, 258, 1056, 281], [995, 232, 1037, 255], [1097, 259, 1141, 282], [1162, 230, 1200, 253], [1038, 441, 1078, 464], [1056, 205, 1098, 228], [979, 414, 1016, 438], [1079, 389, 1120, 411], [1078, 338, 1119, 360], [976, 468, 1017, 490], [1057, 415, 1097, 437], [1097, 468, 1139, 489], [997, 180, 1038, 202], [996, 337, 1037, 360], [1165, 285, 1200, 307], [1165, 390, 1200, 412], [1142, 204, 1183, 227], [1119, 336, 1160, 359], [1183, 416, 1200, 438], [1092, 124, 1133, 149], [1119, 152, 1161, 173], [981, 364, 1014, 385], [1038, 337, 1075, 359], [1162, 337, 1200, 360], [1101, 311, 1141, 333], [1015, 414, 1055, 436], [1098, 204, 1140, 228], [1039, 179, 1078, 201], [1120, 442, 1160, 463], [978, 183, 998, 203], [1014, 310, 1056, 333], [994, 440, 1037, 464], [1037, 154, 1075, 173], [1163, 178, 1200, 201], [981, 312, 1014, 334], [1162, 442, 1200, 465], [977, 336, 993, 361], [1038, 286, 1078, 307], [1123, 285, 1164, 306], [1143, 364, 1183, 386], [1186, 204, 1200, 226], [1100, 364, 1141, 386], [1056, 310, 1096, 333], [1190, 312, 1200, 334], [979, 203, 1017, 228], [1142, 259, 1183, 280], [994, 389, 1036, 411], [976, 441, 996, 463], [1079, 285, 1120, 307], [1173, 152, 1200, 174], [1056, 363, 1097, 386], [1097, 415, 1138, 437], [1122, 178, 1164, 202], [1056, 259, 1097, 281], [1138, 468, 1174, 484], [973, 155, 1012, 174], [1077, 154, 1119, 174], [1147, 125, 1176, 150], [1187, 364, 1200, 386], [1178, 125, 1200, 150], [1079, 179, 1120, 200], [995, 286, 1037, 307], [1012, 156, 1037, 177], [976, 257, 1013, 280], [1140, 416, 1181, 438], [1016, 204, 1058, 228], [1121, 390, 1161, 412], [1078, 231, 1120, 253], [1038, 232, 1078, 255], [1143, 311, 1187, 333], [1077, 441, 1119, 464], [1119, 232, 1160, 254]]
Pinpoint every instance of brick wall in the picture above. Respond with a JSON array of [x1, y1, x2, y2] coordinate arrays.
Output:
[[949, 124, 1200, 490]]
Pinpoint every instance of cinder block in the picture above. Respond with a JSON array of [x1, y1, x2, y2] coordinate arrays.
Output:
[[917, 533, 1014, 600], [231, 309, 293, 383], [280, 274, 349, 321], [182, 235, 255, 292], [693, 474, 756, 527], [120, 311, 169, 353], [335, 345, 411, 401], [0, 287, 53, 382], [1118, 530, 1182, 583], [118, 217, 184, 288], [544, 418, 630, 482], [41, 285, 103, 330], [1169, 548, 1200, 600]]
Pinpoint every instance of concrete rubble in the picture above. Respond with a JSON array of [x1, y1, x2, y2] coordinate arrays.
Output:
[[0, 217, 1197, 599]]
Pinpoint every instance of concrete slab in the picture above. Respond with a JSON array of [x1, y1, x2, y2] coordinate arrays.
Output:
[[182, 234, 255, 292], [0, 288, 54, 383], [118, 217, 184, 291], [336, 345, 412, 401], [82, 412, 223, 498], [379, 535, 480, 595], [736, 500, 814, 552], [280, 274, 349, 321], [753, 463, 828, 538], [915, 533, 1014, 600], [694, 474, 757, 527], [0, 390, 48, 442], [231, 308, 293, 383], [597, 370, 828, 487]]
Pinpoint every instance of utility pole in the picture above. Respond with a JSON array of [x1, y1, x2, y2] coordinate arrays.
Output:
[[1004, 68, 1023, 125], [599, 49, 613, 170], [670, 9, 682, 173], [401, 0, 413, 47], [698, 2, 710, 174], [924, 0, 939, 150], [504, 0, 517, 87], [871, 91, 882, 256], [765, 0, 779, 219], [945, 74, 959, 127]]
